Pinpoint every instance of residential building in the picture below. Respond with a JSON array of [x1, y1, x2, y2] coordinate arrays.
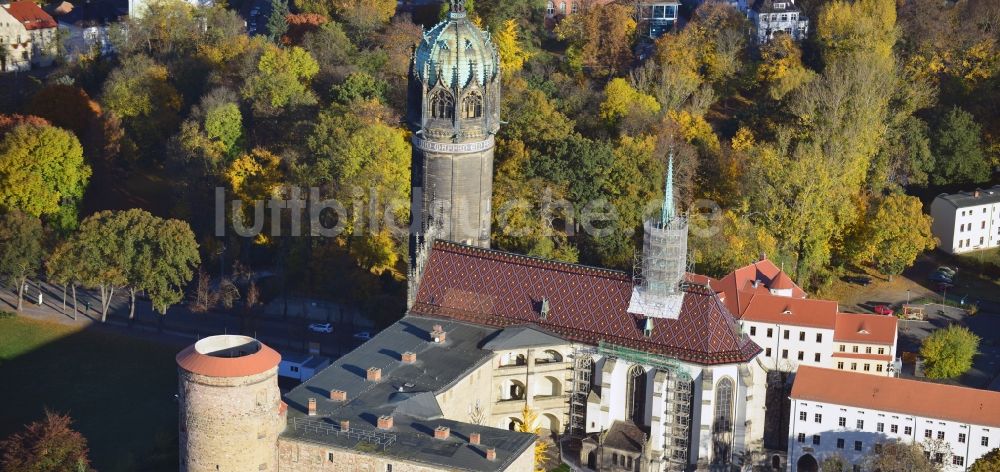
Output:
[[706, 259, 899, 377], [748, 0, 809, 43], [638, 1, 681, 38], [789, 366, 1000, 472], [930, 186, 1000, 254], [0, 1, 57, 72]]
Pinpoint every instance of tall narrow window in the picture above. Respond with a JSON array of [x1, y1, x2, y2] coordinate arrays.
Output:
[[430, 90, 454, 119], [462, 91, 483, 119], [712, 378, 735, 464], [625, 364, 647, 425]]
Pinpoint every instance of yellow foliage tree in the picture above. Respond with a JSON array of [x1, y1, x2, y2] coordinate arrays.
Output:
[[554, 3, 636, 77], [668, 109, 720, 153], [494, 19, 531, 75], [515, 405, 550, 472], [757, 34, 815, 99], [226, 148, 284, 204], [818, 0, 896, 61], [600, 78, 661, 124]]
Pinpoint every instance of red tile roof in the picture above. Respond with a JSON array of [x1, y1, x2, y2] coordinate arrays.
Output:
[[3, 2, 57, 30], [770, 271, 795, 290], [740, 296, 839, 329], [834, 313, 897, 345], [410, 241, 761, 365], [792, 366, 1000, 428]]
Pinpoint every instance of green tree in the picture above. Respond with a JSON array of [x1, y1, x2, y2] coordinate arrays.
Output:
[[266, 0, 290, 42], [0, 124, 90, 223], [242, 45, 319, 112], [819, 454, 849, 471], [204, 102, 244, 159], [970, 448, 1000, 472], [851, 194, 937, 277], [332, 71, 388, 105], [932, 106, 989, 185], [62, 211, 129, 322], [46, 241, 83, 319], [920, 325, 980, 379], [0, 410, 94, 472], [0, 211, 44, 312], [865, 441, 938, 472]]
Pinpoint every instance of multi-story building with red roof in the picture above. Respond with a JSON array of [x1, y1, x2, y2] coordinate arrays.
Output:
[[0, 1, 57, 72]]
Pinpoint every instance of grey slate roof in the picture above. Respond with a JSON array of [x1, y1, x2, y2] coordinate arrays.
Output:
[[281, 315, 536, 471], [603, 421, 647, 453], [481, 325, 568, 350], [933, 186, 1000, 209]]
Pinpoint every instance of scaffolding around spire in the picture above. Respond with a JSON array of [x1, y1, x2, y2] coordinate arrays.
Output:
[[660, 151, 675, 227]]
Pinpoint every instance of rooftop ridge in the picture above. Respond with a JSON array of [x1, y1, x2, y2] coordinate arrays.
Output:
[[432, 240, 632, 281]]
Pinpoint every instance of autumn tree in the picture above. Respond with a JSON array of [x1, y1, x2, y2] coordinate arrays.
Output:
[[970, 448, 1000, 472], [921, 325, 980, 379], [757, 33, 814, 100], [932, 106, 989, 185], [0, 211, 44, 312], [242, 45, 319, 113], [283, 13, 328, 45], [100, 54, 183, 160], [865, 441, 939, 472], [330, 0, 395, 32], [514, 405, 550, 472], [599, 78, 661, 126], [0, 410, 93, 472], [494, 19, 531, 75], [849, 194, 936, 278], [555, 3, 635, 77], [0, 114, 49, 136], [26, 85, 103, 147], [0, 123, 91, 225]]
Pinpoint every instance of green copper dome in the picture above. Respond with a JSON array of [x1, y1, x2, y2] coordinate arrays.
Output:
[[413, 6, 499, 89]]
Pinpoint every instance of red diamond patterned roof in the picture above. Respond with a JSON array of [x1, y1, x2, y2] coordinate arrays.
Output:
[[411, 241, 761, 365]]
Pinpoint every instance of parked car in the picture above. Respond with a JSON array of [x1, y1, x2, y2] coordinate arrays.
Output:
[[928, 272, 953, 283], [873, 305, 893, 316], [352, 331, 371, 341], [845, 275, 872, 286], [937, 266, 957, 277], [308, 323, 333, 333]]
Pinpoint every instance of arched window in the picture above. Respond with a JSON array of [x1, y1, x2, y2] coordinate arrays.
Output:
[[712, 377, 735, 464], [462, 91, 483, 119], [625, 364, 647, 425], [546, 1, 554, 15], [430, 90, 454, 119], [559, 2, 566, 14]]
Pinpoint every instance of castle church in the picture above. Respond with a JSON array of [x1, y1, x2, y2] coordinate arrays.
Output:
[[175, 3, 778, 471]]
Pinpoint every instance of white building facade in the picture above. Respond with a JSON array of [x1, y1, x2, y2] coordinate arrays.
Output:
[[748, 0, 809, 43], [930, 186, 1000, 254], [0, 1, 58, 72], [788, 366, 1000, 472]]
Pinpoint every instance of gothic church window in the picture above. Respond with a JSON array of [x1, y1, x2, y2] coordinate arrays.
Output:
[[712, 377, 735, 464], [430, 90, 454, 119], [462, 91, 483, 119], [626, 364, 647, 425]]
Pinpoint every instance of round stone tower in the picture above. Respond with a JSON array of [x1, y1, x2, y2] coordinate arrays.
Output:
[[176, 335, 283, 472], [408, 0, 501, 248]]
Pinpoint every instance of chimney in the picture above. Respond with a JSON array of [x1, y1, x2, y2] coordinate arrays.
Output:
[[431, 325, 447, 343], [307, 398, 317, 416], [377, 415, 394, 430], [367, 367, 382, 382], [486, 448, 497, 461], [308, 342, 321, 355], [339, 419, 350, 432], [434, 426, 450, 440], [330, 389, 347, 402], [469, 432, 481, 445], [539, 297, 550, 319], [401, 352, 417, 363]]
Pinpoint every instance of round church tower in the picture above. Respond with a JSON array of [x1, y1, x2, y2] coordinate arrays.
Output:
[[176, 335, 283, 472], [408, 0, 501, 248]]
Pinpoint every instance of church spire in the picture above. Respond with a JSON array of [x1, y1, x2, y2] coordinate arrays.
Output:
[[661, 151, 675, 228]]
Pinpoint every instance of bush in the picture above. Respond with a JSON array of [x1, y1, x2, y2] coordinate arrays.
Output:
[[0, 311, 16, 320]]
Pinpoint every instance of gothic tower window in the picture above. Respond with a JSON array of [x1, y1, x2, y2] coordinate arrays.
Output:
[[430, 90, 454, 119], [712, 377, 735, 464], [462, 91, 483, 119], [625, 364, 647, 425]]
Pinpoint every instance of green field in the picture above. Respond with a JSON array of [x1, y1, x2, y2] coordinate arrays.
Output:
[[0, 316, 182, 471]]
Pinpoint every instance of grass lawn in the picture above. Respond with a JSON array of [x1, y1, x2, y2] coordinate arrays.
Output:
[[0, 316, 183, 471]]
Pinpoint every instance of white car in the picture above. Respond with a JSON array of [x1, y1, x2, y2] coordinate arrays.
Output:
[[352, 331, 371, 341], [308, 323, 333, 333]]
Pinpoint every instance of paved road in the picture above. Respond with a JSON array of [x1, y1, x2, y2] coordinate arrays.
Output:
[[0, 281, 367, 359]]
